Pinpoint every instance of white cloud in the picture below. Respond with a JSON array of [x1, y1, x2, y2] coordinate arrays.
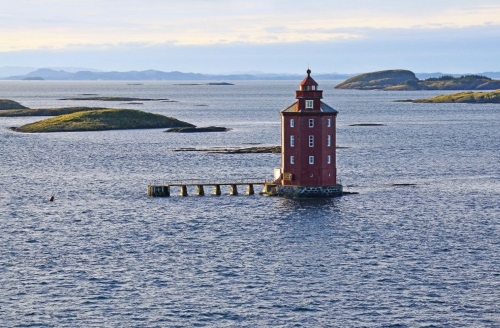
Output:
[[1, 1, 499, 73], [2, 0, 500, 51]]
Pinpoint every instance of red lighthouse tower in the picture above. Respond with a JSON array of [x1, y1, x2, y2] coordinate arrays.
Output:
[[265, 69, 342, 197]]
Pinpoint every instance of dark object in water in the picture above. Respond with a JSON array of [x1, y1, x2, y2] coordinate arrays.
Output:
[[49, 195, 54, 202]]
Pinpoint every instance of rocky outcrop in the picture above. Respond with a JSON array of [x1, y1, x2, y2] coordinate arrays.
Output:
[[410, 90, 500, 103], [335, 70, 500, 91], [335, 70, 418, 90], [13, 109, 194, 133], [0, 99, 28, 110], [165, 126, 231, 133]]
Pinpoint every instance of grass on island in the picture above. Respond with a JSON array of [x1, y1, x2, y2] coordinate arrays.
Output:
[[335, 70, 500, 91], [413, 89, 500, 103], [15, 109, 194, 133], [0, 106, 109, 117]]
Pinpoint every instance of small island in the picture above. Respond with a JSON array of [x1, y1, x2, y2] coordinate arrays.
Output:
[[59, 96, 171, 101], [404, 89, 500, 103], [335, 70, 500, 91], [0, 99, 28, 110], [165, 126, 231, 133], [173, 82, 234, 86], [13, 109, 194, 133], [0, 106, 109, 117]]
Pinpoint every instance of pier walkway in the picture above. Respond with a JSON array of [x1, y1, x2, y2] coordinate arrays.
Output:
[[148, 179, 270, 197]]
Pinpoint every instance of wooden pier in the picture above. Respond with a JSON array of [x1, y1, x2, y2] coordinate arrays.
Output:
[[147, 179, 269, 197]]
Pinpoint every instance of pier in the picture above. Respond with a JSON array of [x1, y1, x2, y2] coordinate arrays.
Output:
[[147, 179, 270, 197]]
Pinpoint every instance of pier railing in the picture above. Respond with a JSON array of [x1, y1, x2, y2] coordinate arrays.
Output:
[[148, 178, 274, 197]]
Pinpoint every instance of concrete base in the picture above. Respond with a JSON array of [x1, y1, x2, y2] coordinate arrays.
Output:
[[263, 184, 343, 198]]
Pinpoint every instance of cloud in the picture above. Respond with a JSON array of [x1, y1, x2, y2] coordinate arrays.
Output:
[[2, 0, 500, 51], [1, 24, 499, 74]]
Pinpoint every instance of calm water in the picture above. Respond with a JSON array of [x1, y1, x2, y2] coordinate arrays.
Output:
[[1, 81, 499, 327]]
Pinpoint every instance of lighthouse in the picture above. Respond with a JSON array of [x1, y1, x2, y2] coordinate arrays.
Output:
[[264, 69, 343, 197]]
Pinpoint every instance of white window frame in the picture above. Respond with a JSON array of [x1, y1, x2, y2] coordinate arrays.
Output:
[[309, 135, 314, 147], [306, 100, 313, 109], [309, 119, 314, 127], [309, 156, 314, 164], [327, 118, 331, 127], [327, 155, 331, 164], [290, 119, 294, 127], [290, 156, 294, 164], [290, 135, 294, 147], [327, 135, 331, 147]]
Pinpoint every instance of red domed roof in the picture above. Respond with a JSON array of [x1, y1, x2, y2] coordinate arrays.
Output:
[[300, 68, 318, 86]]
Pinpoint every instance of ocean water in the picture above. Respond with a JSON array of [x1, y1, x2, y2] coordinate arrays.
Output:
[[1, 81, 499, 327]]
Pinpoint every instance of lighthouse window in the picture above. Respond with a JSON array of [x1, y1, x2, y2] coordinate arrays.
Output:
[[327, 135, 331, 147], [309, 119, 314, 127], [306, 100, 313, 109], [290, 119, 294, 127], [309, 135, 314, 147], [290, 135, 295, 147], [327, 155, 331, 164], [327, 118, 331, 127], [309, 156, 314, 164], [290, 156, 294, 164]]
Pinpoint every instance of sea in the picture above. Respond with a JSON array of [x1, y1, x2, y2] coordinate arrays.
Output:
[[0, 80, 499, 327]]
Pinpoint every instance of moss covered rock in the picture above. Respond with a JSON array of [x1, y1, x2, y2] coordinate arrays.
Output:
[[412, 90, 500, 103], [14, 109, 194, 133], [335, 70, 418, 90], [0, 106, 108, 117], [335, 70, 500, 91]]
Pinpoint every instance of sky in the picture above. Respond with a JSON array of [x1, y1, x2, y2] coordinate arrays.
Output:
[[1, 0, 500, 74]]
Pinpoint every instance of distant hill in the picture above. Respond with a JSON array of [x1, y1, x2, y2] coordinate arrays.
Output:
[[335, 70, 418, 90], [335, 69, 500, 90], [3, 68, 353, 81]]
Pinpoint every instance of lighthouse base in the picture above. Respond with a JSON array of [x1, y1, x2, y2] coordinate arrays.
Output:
[[262, 184, 343, 198]]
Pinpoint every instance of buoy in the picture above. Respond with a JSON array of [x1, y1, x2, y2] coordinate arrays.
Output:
[[49, 195, 54, 202]]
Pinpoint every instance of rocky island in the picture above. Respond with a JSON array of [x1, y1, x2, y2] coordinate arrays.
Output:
[[0, 106, 110, 117], [59, 96, 171, 101], [402, 89, 500, 103], [13, 109, 194, 133], [335, 70, 500, 91], [0, 99, 28, 110], [165, 126, 231, 133]]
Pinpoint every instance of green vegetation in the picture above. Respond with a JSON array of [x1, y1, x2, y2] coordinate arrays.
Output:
[[0, 107, 108, 117], [412, 90, 500, 103], [0, 99, 28, 110], [335, 70, 418, 90], [335, 70, 500, 91], [14, 109, 194, 133]]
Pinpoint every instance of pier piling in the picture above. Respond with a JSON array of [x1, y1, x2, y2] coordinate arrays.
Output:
[[197, 185, 205, 196], [247, 184, 254, 195], [230, 184, 238, 196], [213, 185, 221, 196]]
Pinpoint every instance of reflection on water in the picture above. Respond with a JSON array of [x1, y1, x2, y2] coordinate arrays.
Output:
[[0, 81, 499, 326]]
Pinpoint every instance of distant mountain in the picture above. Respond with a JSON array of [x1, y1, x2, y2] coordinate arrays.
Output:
[[0, 66, 37, 78], [3, 68, 353, 81], [0, 66, 100, 78], [4, 68, 499, 81]]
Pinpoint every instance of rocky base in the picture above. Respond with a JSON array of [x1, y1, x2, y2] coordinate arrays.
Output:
[[263, 184, 344, 197]]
